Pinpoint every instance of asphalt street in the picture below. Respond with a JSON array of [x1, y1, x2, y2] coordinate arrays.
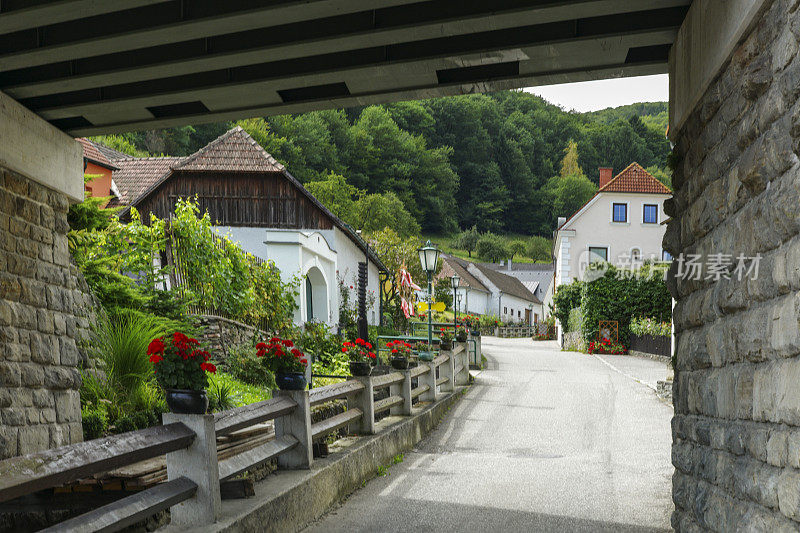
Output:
[[303, 337, 674, 533]]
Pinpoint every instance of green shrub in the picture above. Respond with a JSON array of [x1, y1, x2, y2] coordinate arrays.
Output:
[[81, 405, 108, 440], [296, 322, 343, 366], [208, 380, 239, 412], [228, 343, 275, 388], [630, 316, 672, 337], [566, 307, 583, 333], [552, 281, 583, 328], [476, 233, 509, 262]]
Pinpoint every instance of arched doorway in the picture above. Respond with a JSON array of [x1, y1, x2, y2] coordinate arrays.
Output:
[[304, 266, 328, 323]]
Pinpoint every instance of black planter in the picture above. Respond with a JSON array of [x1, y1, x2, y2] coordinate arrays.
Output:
[[349, 361, 372, 377], [470, 329, 481, 337], [390, 356, 410, 370], [276, 371, 307, 390], [439, 341, 453, 351], [455, 333, 468, 342], [165, 389, 208, 415]]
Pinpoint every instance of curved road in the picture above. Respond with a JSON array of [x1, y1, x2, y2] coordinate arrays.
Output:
[[304, 337, 674, 532]]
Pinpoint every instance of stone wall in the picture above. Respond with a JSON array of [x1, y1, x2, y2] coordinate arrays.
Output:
[[196, 315, 266, 363], [0, 167, 98, 458], [666, 0, 800, 528]]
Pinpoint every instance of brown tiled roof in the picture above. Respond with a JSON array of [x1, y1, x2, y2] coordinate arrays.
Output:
[[598, 162, 672, 194], [439, 256, 489, 293], [111, 157, 181, 205], [174, 126, 285, 173], [77, 138, 119, 170], [470, 262, 540, 304]]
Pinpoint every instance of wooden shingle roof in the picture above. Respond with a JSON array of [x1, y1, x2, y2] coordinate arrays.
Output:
[[174, 127, 285, 173], [598, 162, 671, 194], [77, 137, 119, 170], [109, 157, 181, 206]]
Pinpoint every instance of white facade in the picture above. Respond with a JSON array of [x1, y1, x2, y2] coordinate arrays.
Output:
[[454, 286, 489, 316], [215, 226, 381, 328], [553, 191, 671, 286]]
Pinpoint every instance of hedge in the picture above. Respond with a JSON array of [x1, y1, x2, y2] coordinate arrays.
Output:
[[552, 281, 583, 328]]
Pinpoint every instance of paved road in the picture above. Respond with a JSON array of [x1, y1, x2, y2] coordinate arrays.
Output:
[[304, 338, 674, 533]]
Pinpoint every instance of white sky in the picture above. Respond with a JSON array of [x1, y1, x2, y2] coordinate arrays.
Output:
[[524, 74, 668, 112]]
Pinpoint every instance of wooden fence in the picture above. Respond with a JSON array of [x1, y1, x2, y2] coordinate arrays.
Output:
[[0, 345, 470, 531]]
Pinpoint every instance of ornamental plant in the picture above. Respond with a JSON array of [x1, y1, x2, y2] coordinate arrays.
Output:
[[588, 338, 626, 355], [341, 338, 377, 363], [148, 332, 216, 390], [455, 324, 468, 342], [256, 337, 308, 374], [630, 316, 672, 337], [386, 340, 413, 358], [438, 328, 453, 343]]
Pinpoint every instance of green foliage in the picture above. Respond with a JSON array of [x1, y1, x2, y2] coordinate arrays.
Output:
[[646, 165, 673, 190], [508, 241, 526, 260], [526, 236, 552, 262], [226, 343, 276, 388], [88, 135, 150, 157], [543, 173, 598, 226], [452, 226, 479, 257], [476, 233, 509, 262], [434, 279, 453, 309], [630, 316, 672, 337], [566, 307, 583, 333], [552, 281, 584, 328], [207, 371, 272, 406], [295, 322, 344, 366], [560, 140, 583, 177], [68, 176, 120, 232], [579, 264, 672, 346], [81, 405, 108, 440], [207, 380, 239, 412]]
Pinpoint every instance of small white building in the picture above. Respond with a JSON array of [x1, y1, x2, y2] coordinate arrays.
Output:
[[483, 260, 554, 320], [552, 163, 672, 287]]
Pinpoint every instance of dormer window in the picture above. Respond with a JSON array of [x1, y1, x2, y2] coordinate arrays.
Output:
[[643, 204, 658, 224], [612, 203, 627, 223]]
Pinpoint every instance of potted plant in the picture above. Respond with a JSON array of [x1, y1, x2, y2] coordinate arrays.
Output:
[[387, 340, 413, 370], [455, 324, 468, 342], [257, 337, 308, 390], [342, 338, 376, 376], [148, 332, 217, 414], [588, 338, 627, 355], [438, 328, 453, 350]]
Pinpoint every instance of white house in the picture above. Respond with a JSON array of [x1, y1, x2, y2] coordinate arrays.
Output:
[[108, 126, 386, 329], [552, 163, 672, 287], [439, 256, 544, 324], [483, 261, 554, 319]]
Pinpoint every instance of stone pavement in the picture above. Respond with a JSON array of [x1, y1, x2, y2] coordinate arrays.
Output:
[[303, 337, 674, 532]]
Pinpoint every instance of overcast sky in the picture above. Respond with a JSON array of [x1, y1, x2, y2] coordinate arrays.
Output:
[[525, 74, 668, 112]]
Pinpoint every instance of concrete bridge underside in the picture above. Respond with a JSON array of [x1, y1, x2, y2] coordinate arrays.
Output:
[[1, 0, 798, 530]]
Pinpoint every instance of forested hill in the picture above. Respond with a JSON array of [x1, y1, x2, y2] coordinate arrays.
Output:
[[93, 91, 672, 237]]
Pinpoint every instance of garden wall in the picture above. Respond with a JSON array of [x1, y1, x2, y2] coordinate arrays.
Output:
[[195, 315, 266, 363], [0, 167, 99, 459], [667, 0, 800, 528]]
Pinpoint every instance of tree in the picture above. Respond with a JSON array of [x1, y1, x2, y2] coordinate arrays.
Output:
[[434, 279, 454, 309], [526, 236, 552, 262], [560, 139, 583, 177], [509, 241, 526, 260], [304, 172, 358, 223], [353, 192, 421, 237], [543, 173, 598, 228], [452, 226, 479, 257], [646, 165, 673, 190], [476, 233, 509, 262]]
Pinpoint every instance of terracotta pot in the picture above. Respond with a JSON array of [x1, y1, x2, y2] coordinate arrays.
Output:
[[275, 371, 307, 390], [165, 389, 208, 415], [349, 361, 372, 377]]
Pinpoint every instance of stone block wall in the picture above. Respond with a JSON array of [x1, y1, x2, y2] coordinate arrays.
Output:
[[0, 167, 98, 458], [196, 315, 266, 364], [666, 0, 800, 528]]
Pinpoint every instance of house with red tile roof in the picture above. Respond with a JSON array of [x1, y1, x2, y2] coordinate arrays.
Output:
[[552, 163, 672, 288], [81, 127, 386, 328], [76, 137, 119, 204]]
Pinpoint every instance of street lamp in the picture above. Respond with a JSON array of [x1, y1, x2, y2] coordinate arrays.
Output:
[[418, 241, 440, 360], [451, 274, 460, 332]]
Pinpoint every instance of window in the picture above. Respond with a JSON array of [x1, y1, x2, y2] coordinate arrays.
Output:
[[588, 247, 608, 263], [643, 204, 658, 224], [504, 307, 507, 314], [518, 310, 521, 318], [631, 248, 641, 261], [612, 203, 627, 222], [662, 250, 673, 261]]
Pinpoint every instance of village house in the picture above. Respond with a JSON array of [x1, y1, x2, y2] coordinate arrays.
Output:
[[79, 127, 386, 328], [552, 163, 672, 288]]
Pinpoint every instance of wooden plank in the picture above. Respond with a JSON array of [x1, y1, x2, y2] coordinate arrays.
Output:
[[218, 436, 298, 482], [410, 364, 430, 378], [40, 476, 197, 533], [0, 423, 195, 504], [373, 395, 403, 414], [308, 380, 364, 407], [436, 376, 449, 386], [411, 385, 430, 399], [214, 396, 297, 437], [432, 354, 449, 367], [371, 372, 403, 389], [453, 344, 465, 355], [310, 409, 363, 441]]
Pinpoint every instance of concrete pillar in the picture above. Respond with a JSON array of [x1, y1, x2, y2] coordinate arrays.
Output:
[[350, 376, 375, 434], [440, 352, 455, 393], [390, 370, 413, 416], [273, 389, 313, 469], [163, 413, 221, 526], [455, 344, 470, 386], [420, 363, 439, 402]]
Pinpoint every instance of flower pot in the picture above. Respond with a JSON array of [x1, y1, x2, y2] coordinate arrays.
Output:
[[455, 333, 468, 342], [390, 356, 410, 370], [470, 329, 481, 337], [439, 341, 453, 351], [275, 371, 307, 390], [165, 389, 208, 415], [349, 361, 372, 377]]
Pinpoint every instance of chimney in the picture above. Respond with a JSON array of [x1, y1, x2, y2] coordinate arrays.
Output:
[[599, 167, 613, 188], [507, 259, 512, 272], [557, 216, 566, 229]]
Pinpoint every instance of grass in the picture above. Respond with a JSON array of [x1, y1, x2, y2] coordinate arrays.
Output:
[[207, 371, 272, 407], [421, 233, 550, 264]]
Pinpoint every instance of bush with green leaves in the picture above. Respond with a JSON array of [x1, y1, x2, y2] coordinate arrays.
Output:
[[476, 233, 509, 262], [630, 316, 672, 337], [148, 332, 217, 391], [452, 226, 479, 257], [526, 236, 552, 262], [433, 279, 453, 309], [552, 281, 583, 328], [566, 307, 583, 333], [227, 343, 276, 388], [295, 322, 343, 366], [81, 405, 108, 440]]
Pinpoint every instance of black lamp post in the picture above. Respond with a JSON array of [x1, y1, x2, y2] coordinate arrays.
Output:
[[418, 241, 440, 359], [451, 274, 460, 332]]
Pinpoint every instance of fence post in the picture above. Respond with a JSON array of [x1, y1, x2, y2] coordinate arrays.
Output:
[[420, 363, 439, 402], [390, 370, 413, 416], [163, 413, 221, 526], [351, 376, 375, 434], [455, 344, 469, 386], [441, 352, 455, 393], [273, 389, 313, 469]]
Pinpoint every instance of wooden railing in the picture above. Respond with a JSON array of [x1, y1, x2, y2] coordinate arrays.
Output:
[[0, 344, 472, 531]]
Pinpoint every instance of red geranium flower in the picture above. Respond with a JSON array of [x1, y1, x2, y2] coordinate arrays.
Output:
[[282, 339, 294, 347], [256, 342, 267, 350], [147, 338, 164, 355], [200, 362, 217, 374], [149, 353, 163, 364]]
